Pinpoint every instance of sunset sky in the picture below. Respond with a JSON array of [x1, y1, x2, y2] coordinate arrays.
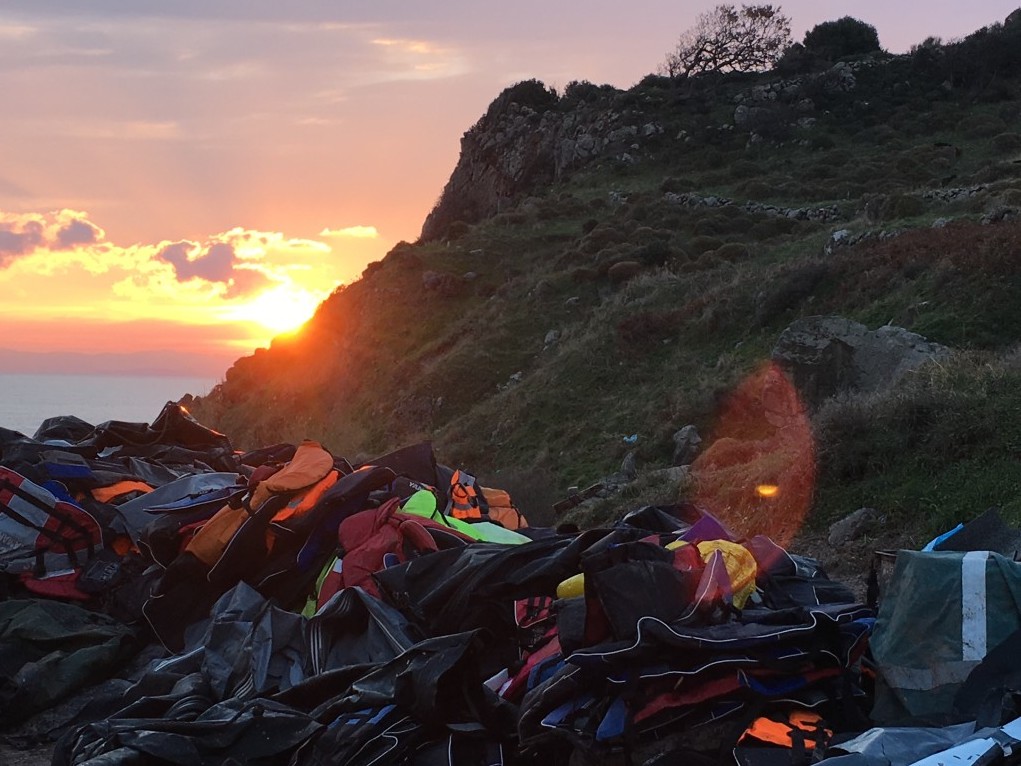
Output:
[[1, 1, 1018, 377]]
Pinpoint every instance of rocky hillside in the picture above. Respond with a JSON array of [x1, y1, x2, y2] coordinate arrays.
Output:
[[191, 12, 1021, 542]]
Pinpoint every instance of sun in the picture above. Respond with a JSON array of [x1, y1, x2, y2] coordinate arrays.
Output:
[[232, 285, 320, 334]]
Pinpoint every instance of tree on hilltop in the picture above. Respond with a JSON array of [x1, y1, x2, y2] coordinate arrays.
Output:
[[662, 4, 792, 78], [803, 16, 881, 60]]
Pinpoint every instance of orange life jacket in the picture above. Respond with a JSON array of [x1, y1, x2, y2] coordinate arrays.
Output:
[[739, 709, 832, 750], [91, 480, 154, 504], [480, 486, 528, 529], [447, 469, 489, 521]]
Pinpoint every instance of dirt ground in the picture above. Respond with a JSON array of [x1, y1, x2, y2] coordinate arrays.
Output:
[[791, 524, 922, 604]]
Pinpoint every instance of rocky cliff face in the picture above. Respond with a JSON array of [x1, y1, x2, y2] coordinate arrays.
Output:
[[418, 62, 872, 243], [419, 80, 666, 241]]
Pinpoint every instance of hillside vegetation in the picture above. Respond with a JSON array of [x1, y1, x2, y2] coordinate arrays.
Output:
[[191, 11, 1021, 545]]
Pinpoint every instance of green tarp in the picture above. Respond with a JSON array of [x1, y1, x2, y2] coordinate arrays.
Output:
[[871, 550, 1021, 724]]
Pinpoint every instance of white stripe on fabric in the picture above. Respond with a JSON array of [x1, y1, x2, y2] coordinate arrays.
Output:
[[961, 551, 989, 661]]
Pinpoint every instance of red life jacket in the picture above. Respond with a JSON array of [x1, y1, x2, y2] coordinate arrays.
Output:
[[335, 498, 474, 598]]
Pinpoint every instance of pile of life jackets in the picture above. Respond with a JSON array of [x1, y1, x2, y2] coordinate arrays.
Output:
[[1, 405, 879, 766]]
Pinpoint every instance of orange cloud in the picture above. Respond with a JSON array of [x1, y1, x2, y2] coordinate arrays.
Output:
[[319, 225, 379, 238], [368, 37, 468, 80], [0, 209, 104, 267], [0, 210, 354, 348]]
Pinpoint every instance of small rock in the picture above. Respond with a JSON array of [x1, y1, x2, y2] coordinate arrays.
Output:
[[544, 330, 561, 347], [565, 296, 581, 306], [648, 465, 691, 487], [671, 425, 702, 466], [828, 507, 880, 547], [463, 271, 478, 281], [932, 217, 950, 229]]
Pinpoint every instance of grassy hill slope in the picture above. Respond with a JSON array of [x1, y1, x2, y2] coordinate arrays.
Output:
[[191, 16, 1021, 541]]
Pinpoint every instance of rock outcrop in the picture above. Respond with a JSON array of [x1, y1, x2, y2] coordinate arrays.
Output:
[[419, 59, 875, 242], [420, 81, 661, 241], [771, 316, 950, 409]]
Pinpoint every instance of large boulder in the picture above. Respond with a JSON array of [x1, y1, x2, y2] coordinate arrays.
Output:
[[771, 316, 949, 408]]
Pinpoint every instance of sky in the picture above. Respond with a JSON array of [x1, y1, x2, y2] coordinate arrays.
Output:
[[1, 1, 1018, 378]]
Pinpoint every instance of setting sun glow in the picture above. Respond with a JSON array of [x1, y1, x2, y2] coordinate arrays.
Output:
[[229, 286, 321, 334]]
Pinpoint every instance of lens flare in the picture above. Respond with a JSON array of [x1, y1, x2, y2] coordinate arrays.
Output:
[[690, 362, 815, 547]]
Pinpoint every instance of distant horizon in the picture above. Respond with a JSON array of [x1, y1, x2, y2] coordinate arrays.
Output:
[[0, 370, 216, 435], [0, 347, 232, 379]]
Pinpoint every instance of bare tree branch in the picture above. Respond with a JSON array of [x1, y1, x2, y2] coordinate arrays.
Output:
[[660, 4, 792, 77]]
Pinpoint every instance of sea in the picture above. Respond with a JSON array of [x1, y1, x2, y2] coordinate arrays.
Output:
[[0, 373, 218, 438]]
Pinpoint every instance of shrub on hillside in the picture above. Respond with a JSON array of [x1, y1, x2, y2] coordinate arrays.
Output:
[[635, 240, 673, 267], [754, 261, 830, 327], [888, 194, 927, 219], [743, 104, 796, 141], [729, 159, 762, 179], [865, 193, 926, 223], [570, 266, 599, 282], [959, 114, 1009, 138], [943, 18, 1021, 93], [805, 162, 837, 180], [893, 156, 932, 184], [661, 177, 696, 193], [539, 194, 585, 220], [690, 235, 724, 253], [445, 220, 471, 239], [749, 217, 795, 239], [803, 17, 881, 61], [993, 132, 1021, 152], [632, 226, 672, 244], [561, 80, 617, 108], [774, 43, 819, 75], [617, 308, 686, 350], [1000, 103, 1021, 122], [491, 211, 528, 227], [716, 242, 751, 261], [740, 180, 773, 199], [811, 133, 837, 150], [812, 355, 1004, 486], [973, 163, 1021, 184], [693, 217, 727, 236], [491, 79, 559, 115], [580, 225, 626, 254]]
